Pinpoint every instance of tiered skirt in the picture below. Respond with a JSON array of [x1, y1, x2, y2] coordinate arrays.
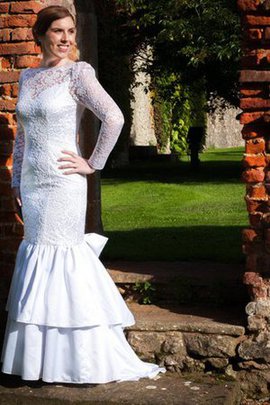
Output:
[[1, 233, 165, 383]]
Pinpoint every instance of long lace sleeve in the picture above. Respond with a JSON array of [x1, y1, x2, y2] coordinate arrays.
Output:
[[11, 72, 25, 188], [11, 118, 25, 188], [70, 61, 125, 170]]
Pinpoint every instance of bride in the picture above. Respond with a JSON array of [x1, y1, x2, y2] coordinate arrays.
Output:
[[1, 5, 165, 384]]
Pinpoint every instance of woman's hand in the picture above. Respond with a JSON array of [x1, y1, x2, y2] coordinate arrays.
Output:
[[12, 187, 23, 222], [57, 150, 96, 175], [13, 187, 22, 207]]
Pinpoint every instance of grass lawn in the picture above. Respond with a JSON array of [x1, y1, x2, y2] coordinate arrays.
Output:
[[100, 147, 247, 263]]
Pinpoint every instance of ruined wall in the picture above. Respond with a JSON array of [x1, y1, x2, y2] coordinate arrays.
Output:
[[205, 100, 244, 149], [238, 0, 270, 371], [130, 46, 156, 147]]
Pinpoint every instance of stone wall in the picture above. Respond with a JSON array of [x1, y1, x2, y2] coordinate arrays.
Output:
[[126, 327, 244, 375], [126, 325, 270, 397], [130, 46, 157, 148], [130, 86, 244, 151], [205, 99, 244, 149], [238, 0, 270, 375]]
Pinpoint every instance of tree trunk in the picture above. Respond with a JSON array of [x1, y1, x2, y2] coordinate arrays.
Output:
[[75, 0, 103, 233]]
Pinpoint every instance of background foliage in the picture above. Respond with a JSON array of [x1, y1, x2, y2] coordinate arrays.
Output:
[[115, 0, 241, 104], [96, 0, 241, 157]]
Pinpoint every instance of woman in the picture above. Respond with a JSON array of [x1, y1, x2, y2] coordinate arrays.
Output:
[[1, 5, 165, 384]]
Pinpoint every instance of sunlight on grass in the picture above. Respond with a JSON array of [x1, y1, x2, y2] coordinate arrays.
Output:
[[101, 147, 247, 263]]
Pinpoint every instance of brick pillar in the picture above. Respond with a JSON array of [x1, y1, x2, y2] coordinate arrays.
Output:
[[0, 0, 76, 335], [239, 0, 270, 343], [0, 1, 42, 330]]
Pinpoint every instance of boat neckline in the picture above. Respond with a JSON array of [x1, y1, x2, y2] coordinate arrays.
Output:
[[30, 61, 78, 70]]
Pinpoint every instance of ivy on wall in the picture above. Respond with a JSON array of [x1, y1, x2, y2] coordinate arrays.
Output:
[[152, 74, 207, 155]]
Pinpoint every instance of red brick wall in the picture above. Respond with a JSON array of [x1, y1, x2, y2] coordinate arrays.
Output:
[[238, 0, 270, 303], [0, 1, 44, 321], [237, 0, 270, 358]]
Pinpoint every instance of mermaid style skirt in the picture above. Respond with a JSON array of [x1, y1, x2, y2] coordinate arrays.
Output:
[[1, 173, 165, 383]]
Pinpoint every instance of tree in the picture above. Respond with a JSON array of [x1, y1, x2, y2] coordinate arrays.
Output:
[[115, 0, 241, 105], [110, 0, 241, 156]]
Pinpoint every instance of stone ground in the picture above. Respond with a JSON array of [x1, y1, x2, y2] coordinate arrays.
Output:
[[0, 371, 241, 404]]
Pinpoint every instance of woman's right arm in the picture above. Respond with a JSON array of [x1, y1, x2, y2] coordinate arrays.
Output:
[[11, 117, 25, 206], [11, 70, 25, 206]]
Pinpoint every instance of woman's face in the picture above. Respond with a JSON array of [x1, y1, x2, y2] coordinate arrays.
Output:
[[39, 16, 76, 62]]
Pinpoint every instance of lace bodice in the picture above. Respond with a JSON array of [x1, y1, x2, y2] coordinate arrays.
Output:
[[11, 61, 125, 188]]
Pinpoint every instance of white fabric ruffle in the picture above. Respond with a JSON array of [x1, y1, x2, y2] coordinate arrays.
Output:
[[1, 233, 166, 383], [1, 318, 165, 384], [6, 233, 135, 328]]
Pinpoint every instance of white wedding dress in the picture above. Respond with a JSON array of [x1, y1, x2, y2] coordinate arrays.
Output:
[[1, 60, 165, 383]]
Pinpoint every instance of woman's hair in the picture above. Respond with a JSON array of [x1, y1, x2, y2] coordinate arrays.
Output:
[[32, 5, 76, 47]]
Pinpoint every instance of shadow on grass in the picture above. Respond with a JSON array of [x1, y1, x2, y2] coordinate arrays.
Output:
[[102, 158, 243, 185], [102, 226, 245, 264]]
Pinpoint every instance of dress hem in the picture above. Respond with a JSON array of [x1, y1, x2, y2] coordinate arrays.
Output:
[[0, 366, 166, 385], [5, 314, 136, 329]]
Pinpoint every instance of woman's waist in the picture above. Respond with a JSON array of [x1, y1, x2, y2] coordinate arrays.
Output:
[[22, 157, 86, 185], [25, 140, 81, 152], [25, 143, 82, 162]]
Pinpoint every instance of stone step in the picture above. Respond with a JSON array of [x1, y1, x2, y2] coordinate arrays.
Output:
[[106, 261, 248, 306], [127, 303, 246, 336], [0, 372, 242, 405], [124, 303, 246, 376]]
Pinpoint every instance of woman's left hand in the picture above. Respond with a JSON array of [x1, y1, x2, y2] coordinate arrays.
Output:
[[57, 150, 96, 175]]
